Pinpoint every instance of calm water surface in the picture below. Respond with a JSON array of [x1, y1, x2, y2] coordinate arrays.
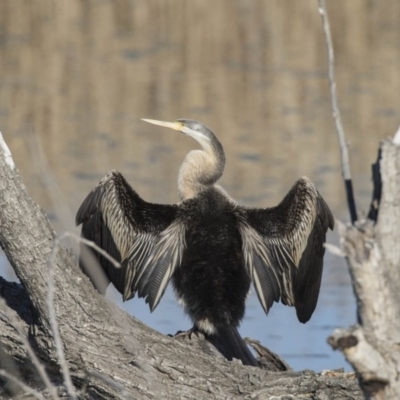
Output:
[[1, 1, 399, 372]]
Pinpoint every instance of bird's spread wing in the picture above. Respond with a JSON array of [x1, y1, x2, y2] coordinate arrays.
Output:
[[237, 177, 334, 323], [76, 170, 185, 311]]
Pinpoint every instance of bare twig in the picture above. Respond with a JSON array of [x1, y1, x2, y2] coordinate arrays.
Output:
[[46, 231, 121, 400], [0, 298, 60, 399], [88, 370, 133, 399], [324, 242, 344, 257], [0, 370, 46, 400], [58, 232, 120, 268], [318, 0, 358, 224], [0, 338, 22, 397], [21, 125, 118, 398], [47, 234, 78, 400], [25, 124, 75, 233], [25, 125, 120, 267]]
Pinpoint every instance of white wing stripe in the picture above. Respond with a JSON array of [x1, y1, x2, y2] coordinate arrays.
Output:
[[238, 179, 319, 313], [102, 180, 182, 302]]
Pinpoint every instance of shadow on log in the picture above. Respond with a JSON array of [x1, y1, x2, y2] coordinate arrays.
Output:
[[0, 136, 362, 398]]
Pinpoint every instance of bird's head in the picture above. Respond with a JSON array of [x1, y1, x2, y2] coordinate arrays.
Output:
[[142, 118, 216, 150], [142, 118, 226, 198]]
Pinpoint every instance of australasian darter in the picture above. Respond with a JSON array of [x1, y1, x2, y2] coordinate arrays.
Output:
[[76, 119, 334, 367]]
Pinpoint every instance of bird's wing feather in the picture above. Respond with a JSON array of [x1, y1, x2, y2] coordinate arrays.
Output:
[[238, 177, 334, 322], [76, 170, 183, 310]]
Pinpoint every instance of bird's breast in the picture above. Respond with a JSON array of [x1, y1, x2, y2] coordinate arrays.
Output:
[[172, 203, 251, 327]]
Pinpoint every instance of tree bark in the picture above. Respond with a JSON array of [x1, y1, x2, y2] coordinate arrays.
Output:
[[0, 135, 361, 399], [328, 137, 400, 399]]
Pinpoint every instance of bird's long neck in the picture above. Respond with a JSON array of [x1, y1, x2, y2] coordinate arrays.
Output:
[[178, 138, 226, 201]]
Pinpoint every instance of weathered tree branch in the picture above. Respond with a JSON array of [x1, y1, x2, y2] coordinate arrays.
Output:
[[329, 137, 400, 399], [0, 136, 362, 398], [0, 278, 41, 397], [0, 277, 361, 399], [317, 3, 400, 394]]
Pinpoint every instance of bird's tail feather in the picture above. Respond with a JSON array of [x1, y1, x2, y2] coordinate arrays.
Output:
[[212, 325, 258, 367]]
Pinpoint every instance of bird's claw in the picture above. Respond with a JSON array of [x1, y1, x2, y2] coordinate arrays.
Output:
[[171, 326, 200, 340]]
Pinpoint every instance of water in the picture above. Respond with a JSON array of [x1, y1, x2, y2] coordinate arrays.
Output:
[[1, 0, 399, 372]]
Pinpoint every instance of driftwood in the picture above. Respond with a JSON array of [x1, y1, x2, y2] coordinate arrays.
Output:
[[328, 137, 400, 399], [0, 135, 362, 398]]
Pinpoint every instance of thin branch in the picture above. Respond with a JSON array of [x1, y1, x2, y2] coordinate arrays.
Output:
[[324, 242, 344, 257], [88, 370, 133, 399], [47, 234, 78, 400], [0, 298, 60, 399], [318, 0, 358, 224], [25, 124, 75, 233], [0, 131, 58, 397], [46, 231, 121, 400], [0, 370, 46, 400], [60, 232, 120, 268]]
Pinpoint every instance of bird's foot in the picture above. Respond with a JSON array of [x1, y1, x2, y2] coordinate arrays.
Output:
[[170, 325, 200, 340]]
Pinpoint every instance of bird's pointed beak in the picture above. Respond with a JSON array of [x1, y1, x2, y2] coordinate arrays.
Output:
[[141, 118, 184, 131]]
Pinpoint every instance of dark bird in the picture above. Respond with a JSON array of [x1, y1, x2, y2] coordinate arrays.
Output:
[[76, 119, 334, 367]]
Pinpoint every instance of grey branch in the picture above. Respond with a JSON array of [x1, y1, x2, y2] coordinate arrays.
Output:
[[46, 236, 78, 400], [0, 370, 45, 400], [44, 232, 119, 400], [318, 0, 351, 180], [318, 0, 357, 223], [329, 137, 400, 398], [0, 297, 58, 399]]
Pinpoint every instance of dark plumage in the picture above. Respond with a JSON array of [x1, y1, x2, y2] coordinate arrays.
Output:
[[76, 118, 334, 367]]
